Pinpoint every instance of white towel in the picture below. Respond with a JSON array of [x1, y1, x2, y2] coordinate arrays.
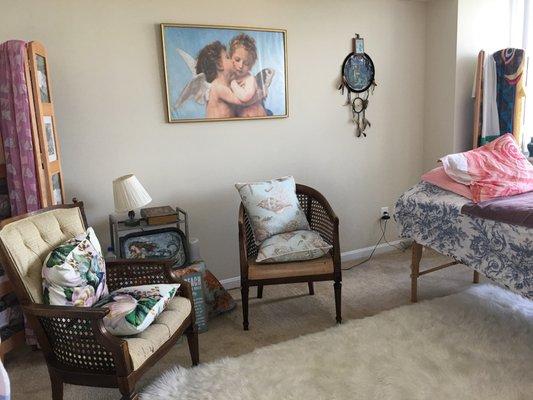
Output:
[[481, 55, 500, 139]]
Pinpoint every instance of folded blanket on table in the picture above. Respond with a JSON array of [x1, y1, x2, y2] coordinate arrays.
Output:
[[461, 191, 533, 228], [440, 134, 533, 202]]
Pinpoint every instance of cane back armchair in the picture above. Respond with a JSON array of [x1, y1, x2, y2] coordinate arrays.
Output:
[[238, 183, 341, 330], [0, 202, 198, 400]]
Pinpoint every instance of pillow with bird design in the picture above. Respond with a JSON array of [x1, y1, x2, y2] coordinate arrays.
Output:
[[236, 176, 310, 244], [42, 227, 108, 306], [256, 230, 332, 263], [93, 284, 180, 336]]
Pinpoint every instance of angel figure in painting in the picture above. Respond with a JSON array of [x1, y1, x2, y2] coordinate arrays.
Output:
[[173, 37, 275, 119], [228, 34, 275, 118]]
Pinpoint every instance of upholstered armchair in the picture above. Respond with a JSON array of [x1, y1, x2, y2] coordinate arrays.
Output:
[[238, 183, 342, 330], [0, 203, 198, 400]]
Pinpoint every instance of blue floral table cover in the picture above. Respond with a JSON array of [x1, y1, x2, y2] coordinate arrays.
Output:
[[395, 182, 532, 299]]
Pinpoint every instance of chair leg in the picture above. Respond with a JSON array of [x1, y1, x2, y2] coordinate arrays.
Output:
[[119, 391, 139, 400], [257, 285, 263, 299], [186, 326, 199, 366], [241, 284, 249, 331], [473, 270, 480, 284], [118, 378, 138, 400], [49, 369, 63, 400], [308, 281, 314, 295], [334, 280, 342, 324], [411, 242, 423, 303]]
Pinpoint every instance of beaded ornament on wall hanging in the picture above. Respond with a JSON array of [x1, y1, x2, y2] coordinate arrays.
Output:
[[338, 34, 376, 137]]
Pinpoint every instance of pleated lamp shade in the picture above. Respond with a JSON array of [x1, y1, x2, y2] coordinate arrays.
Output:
[[113, 174, 152, 212]]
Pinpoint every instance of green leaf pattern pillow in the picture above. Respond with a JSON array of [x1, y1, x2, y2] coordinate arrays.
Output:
[[94, 284, 180, 336], [42, 227, 108, 306]]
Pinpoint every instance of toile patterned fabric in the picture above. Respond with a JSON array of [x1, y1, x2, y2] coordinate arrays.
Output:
[[42, 227, 108, 306], [94, 284, 180, 336], [256, 230, 332, 263], [395, 182, 532, 299], [236, 176, 309, 244]]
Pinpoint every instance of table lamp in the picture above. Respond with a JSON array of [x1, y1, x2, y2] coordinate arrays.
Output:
[[113, 174, 152, 226]]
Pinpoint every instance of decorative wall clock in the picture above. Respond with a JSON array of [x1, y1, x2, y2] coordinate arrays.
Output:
[[338, 34, 376, 137]]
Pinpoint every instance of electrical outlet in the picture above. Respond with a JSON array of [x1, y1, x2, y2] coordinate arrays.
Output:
[[380, 207, 390, 219]]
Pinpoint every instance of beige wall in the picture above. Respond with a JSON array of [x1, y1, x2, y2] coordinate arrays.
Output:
[[423, 0, 511, 172], [423, 0, 458, 171], [1, 0, 426, 280]]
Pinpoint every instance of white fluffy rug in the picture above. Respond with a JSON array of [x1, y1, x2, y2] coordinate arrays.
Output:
[[142, 284, 533, 400]]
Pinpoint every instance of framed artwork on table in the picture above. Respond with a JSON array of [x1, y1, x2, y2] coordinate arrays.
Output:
[[119, 227, 189, 268], [161, 23, 288, 123]]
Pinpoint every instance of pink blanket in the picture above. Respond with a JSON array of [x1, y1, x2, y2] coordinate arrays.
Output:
[[440, 134, 533, 202]]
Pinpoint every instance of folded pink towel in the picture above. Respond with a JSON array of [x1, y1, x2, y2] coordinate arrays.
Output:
[[440, 134, 533, 202], [421, 167, 473, 200]]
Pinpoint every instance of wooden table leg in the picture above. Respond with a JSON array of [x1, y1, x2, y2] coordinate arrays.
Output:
[[473, 270, 480, 283], [411, 242, 423, 303]]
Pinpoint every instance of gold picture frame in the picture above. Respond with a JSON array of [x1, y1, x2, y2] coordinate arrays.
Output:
[[161, 23, 289, 123]]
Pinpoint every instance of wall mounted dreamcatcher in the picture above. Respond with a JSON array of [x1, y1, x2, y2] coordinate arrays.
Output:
[[338, 34, 376, 137]]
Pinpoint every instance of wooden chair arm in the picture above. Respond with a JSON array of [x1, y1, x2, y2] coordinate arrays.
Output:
[[22, 303, 110, 319], [238, 204, 250, 280], [22, 303, 133, 375]]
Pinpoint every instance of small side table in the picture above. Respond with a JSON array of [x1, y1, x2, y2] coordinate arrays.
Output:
[[109, 206, 189, 258]]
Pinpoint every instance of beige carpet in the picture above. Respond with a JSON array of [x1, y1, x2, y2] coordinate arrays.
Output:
[[5, 249, 493, 399]]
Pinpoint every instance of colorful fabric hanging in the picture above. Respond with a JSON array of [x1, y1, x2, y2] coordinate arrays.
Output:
[[491, 48, 526, 145]]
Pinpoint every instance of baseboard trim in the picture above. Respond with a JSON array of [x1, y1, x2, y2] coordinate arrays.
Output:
[[340, 239, 411, 263], [220, 239, 411, 290]]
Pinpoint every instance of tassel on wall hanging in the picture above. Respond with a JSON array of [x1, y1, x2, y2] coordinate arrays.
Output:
[[338, 34, 376, 137]]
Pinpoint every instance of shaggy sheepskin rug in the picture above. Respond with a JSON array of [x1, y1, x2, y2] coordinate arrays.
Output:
[[142, 284, 532, 400]]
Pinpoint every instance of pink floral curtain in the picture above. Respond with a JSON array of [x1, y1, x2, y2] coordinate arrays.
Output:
[[0, 40, 41, 348], [0, 40, 40, 216]]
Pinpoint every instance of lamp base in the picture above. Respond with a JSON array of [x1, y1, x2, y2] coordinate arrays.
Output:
[[124, 210, 141, 226], [124, 218, 141, 227]]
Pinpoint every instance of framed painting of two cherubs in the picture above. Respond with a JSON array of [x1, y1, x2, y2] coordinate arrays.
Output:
[[161, 23, 288, 123]]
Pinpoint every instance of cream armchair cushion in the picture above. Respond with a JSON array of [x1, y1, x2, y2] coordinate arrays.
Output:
[[126, 295, 191, 369], [0, 207, 85, 303]]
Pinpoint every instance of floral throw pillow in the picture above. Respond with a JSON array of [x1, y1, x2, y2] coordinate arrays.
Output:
[[42, 227, 108, 306], [93, 284, 180, 336], [256, 230, 332, 263], [235, 176, 310, 244]]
